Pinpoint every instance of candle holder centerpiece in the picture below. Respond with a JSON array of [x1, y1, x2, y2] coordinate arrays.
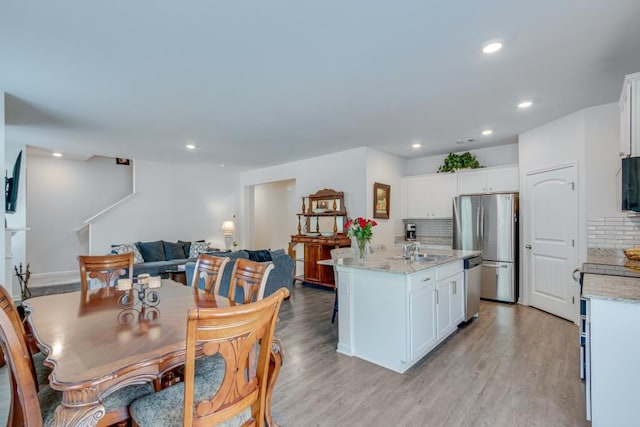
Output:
[[117, 274, 161, 308]]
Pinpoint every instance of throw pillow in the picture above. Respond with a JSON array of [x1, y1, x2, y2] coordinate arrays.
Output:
[[245, 249, 272, 262], [111, 243, 144, 264], [189, 241, 210, 258], [136, 241, 166, 262], [163, 241, 186, 260], [178, 240, 192, 258]]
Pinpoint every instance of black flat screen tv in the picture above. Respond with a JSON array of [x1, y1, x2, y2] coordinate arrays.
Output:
[[5, 150, 22, 214]]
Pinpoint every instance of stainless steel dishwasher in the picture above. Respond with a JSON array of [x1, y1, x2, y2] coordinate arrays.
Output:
[[464, 255, 482, 321]]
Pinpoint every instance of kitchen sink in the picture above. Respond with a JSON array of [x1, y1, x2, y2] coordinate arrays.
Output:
[[388, 253, 451, 262], [420, 253, 451, 260]]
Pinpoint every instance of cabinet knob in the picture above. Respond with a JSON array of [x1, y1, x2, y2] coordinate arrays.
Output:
[[525, 244, 532, 249]]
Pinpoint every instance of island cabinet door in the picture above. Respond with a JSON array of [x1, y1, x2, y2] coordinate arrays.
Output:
[[436, 278, 453, 340], [449, 272, 465, 326], [409, 270, 437, 360]]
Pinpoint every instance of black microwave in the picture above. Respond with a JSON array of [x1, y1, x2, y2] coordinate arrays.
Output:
[[622, 157, 640, 212]]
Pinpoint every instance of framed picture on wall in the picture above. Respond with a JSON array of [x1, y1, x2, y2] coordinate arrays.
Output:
[[373, 182, 390, 219]]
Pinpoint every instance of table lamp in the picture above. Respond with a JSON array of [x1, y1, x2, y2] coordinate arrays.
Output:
[[221, 220, 235, 250]]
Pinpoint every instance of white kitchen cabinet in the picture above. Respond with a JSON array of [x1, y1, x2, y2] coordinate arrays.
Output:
[[409, 269, 437, 359], [402, 173, 458, 218], [435, 261, 465, 339], [429, 173, 458, 217], [588, 296, 640, 425], [457, 165, 519, 195], [404, 175, 429, 218], [436, 278, 453, 339], [619, 72, 640, 158], [449, 272, 465, 326]]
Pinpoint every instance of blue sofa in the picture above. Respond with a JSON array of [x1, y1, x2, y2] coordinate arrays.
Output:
[[184, 249, 294, 303], [111, 240, 213, 277]]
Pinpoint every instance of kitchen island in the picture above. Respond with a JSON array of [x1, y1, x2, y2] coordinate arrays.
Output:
[[319, 248, 478, 373]]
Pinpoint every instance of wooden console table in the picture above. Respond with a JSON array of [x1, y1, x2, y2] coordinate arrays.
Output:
[[289, 188, 351, 289], [290, 234, 351, 289]]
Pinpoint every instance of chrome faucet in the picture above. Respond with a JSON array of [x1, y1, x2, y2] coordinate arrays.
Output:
[[403, 242, 420, 258]]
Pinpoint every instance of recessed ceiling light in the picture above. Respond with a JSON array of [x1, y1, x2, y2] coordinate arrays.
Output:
[[481, 129, 493, 136], [518, 101, 533, 109], [52, 152, 63, 157], [482, 42, 503, 54], [220, 164, 225, 168], [412, 143, 421, 149], [186, 144, 197, 150]]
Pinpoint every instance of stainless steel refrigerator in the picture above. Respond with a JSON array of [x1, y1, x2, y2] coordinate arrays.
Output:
[[453, 193, 518, 303]]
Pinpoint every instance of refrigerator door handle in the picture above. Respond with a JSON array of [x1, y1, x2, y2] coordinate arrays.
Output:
[[483, 263, 508, 268], [480, 205, 485, 250]]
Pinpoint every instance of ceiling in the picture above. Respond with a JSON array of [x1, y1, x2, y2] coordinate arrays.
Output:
[[2, 1, 640, 170]]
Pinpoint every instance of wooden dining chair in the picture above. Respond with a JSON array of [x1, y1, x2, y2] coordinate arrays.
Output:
[[78, 253, 134, 291], [0, 284, 50, 389], [190, 253, 231, 294], [330, 247, 355, 323], [228, 258, 275, 304], [129, 288, 289, 427], [1, 284, 154, 427]]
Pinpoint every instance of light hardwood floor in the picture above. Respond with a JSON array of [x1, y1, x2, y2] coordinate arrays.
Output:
[[0, 284, 589, 427]]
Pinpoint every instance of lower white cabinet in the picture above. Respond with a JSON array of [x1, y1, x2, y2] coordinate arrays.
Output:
[[436, 278, 453, 339], [587, 296, 640, 425], [409, 270, 437, 359], [450, 272, 465, 326]]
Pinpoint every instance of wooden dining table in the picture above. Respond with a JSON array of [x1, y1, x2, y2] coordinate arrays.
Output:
[[23, 280, 235, 427]]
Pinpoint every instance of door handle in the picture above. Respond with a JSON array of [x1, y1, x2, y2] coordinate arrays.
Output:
[[525, 244, 532, 249], [572, 268, 581, 284]]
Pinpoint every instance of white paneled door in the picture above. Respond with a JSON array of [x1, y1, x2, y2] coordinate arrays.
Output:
[[524, 165, 578, 322]]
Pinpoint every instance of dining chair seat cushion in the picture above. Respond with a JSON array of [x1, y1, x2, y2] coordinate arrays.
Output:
[[38, 382, 154, 426], [32, 352, 53, 386], [130, 354, 250, 427], [39, 385, 62, 426]]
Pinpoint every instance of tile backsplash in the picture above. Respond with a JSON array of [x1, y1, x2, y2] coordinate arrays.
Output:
[[395, 218, 453, 244], [587, 216, 640, 249]]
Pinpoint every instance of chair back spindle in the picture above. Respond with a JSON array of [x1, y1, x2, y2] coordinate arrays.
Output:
[[78, 253, 134, 291], [228, 259, 275, 303], [190, 254, 231, 295]]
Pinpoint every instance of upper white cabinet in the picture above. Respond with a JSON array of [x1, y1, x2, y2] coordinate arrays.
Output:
[[403, 173, 457, 218], [401, 165, 519, 219], [619, 72, 640, 158], [457, 165, 519, 195]]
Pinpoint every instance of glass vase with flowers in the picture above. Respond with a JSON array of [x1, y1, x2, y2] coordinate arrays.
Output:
[[344, 217, 378, 262]]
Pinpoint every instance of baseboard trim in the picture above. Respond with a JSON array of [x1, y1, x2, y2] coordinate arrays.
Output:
[[30, 270, 79, 287]]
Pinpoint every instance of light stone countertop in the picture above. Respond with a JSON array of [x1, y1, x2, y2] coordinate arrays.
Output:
[[318, 248, 480, 275], [582, 273, 640, 303]]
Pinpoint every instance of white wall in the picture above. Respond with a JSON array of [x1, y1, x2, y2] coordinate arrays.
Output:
[[584, 103, 620, 219], [253, 179, 296, 250], [366, 149, 406, 247], [241, 147, 369, 234], [5, 142, 26, 299], [405, 143, 519, 175], [0, 93, 6, 296], [26, 154, 134, 279], [518, 103, 618, 307], [92, 160, 240, 256]]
